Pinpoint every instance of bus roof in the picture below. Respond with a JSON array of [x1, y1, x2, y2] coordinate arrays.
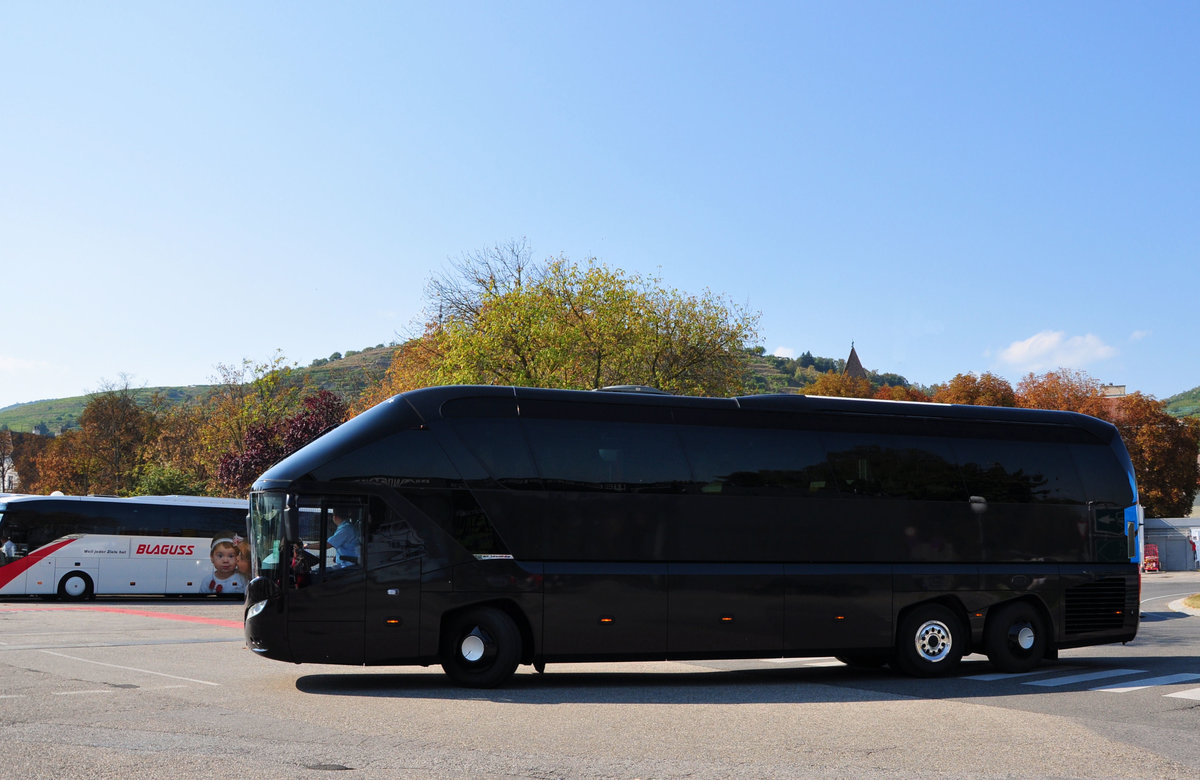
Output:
[[252, 384, 1122, 492], [396, 384, 1117, 438], [0, 494, 245, 508]]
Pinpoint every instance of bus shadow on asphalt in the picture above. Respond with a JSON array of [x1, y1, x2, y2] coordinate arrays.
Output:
[[294, 665, 884, 704], [1139, 610, 1190, 623], [293, 652, 1195, 704]]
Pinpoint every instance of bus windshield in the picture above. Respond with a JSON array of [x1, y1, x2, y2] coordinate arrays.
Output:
[[250, 492, 287, 577]]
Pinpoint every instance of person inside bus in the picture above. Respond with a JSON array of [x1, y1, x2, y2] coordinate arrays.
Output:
[[1, 535, 15, 564], [202, 533, 247, 595], [327, 509, 360, 567]]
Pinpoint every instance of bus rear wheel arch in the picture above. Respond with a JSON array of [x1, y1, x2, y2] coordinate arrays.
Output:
[[57, 571, 94, 601], [893, 602, 967, 677], [440, 606, 522, 688], [984, 599, 1049, 673]]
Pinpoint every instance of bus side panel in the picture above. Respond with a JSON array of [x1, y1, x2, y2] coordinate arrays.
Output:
[[0, 567, 30, 595], [364, 558, 422, 664], [167, 557, 214, 593], [667, 563, 784, 658], [542, 563, 667, 659], [784, 564, 893, 652], [100, 556, 167, 594], [980, 503, 1090, 562], [26, 559, 57, 595], [1052, 564, 1140, 648], [892, 564, 982, 632], [286, 568, 367, 664]]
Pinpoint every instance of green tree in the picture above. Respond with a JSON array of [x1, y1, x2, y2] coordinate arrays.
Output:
[[198, 351, 308, 493], [131, 463, 207, 496], [391, 242, 760, 397]]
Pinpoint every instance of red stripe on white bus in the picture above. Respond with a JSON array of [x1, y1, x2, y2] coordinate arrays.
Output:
[[0, 539, 77, 589]]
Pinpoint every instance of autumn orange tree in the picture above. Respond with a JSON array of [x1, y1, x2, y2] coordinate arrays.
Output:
[[29, 355, 354, 498], [930, 372, 1018, 407], [31, 380, 156, 495], [805, 371, 874, 398], [1015, 369, 1199, 517], [1108, 391, 1200, 517]]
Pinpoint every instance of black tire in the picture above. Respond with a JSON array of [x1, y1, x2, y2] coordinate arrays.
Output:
[[984, 600, 1048, 673], [893, 603, 966, 677], [440, 607, 521, 688], [57, 571, 94, 601]]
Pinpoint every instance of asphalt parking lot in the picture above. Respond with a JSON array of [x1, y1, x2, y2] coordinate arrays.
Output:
[[2, 578, 1199, 780]]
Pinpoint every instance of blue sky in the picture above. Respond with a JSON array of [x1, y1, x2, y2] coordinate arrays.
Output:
[[2, 2, 1197, 411]]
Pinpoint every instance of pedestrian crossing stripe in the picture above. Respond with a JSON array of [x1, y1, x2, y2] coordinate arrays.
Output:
[[1165, 688, 1200, 701], [756, 659, 1200, 699], [1092, 673, 1200, 693], [1025, 668, 1146, 687]]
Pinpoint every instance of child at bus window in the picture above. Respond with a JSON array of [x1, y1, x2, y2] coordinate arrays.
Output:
[[202, 533, 246, 595], [235, 539, 251, 578]]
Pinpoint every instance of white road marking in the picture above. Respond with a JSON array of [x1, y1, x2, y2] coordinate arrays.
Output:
[[38, 650, 220, 686]]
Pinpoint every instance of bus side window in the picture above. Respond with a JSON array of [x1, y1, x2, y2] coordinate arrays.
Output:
[[449, 419, 541, 489], [820, 432, 963, 501], [366, 502, 425, 567], [523, 419, 690, 493], [955, 439, 1086, 504], [678, 425, 830, 495]]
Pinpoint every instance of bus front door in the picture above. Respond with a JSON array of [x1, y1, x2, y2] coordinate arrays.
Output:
[[285, 501, 367, 664]]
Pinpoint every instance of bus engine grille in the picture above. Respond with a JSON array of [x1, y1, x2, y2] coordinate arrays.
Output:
[[1064, 578, 1129, 634]]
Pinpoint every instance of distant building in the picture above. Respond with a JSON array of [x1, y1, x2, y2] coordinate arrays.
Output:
[[1, 456, 17, 492], [843, 344, 868, 380], [1101, 385, 1127, 398]]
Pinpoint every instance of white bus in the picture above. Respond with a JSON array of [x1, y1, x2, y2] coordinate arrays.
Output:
[[0, 494, 249, 599]]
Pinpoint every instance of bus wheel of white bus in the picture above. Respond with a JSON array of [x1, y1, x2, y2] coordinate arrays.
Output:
[[58, 572, 94, 601], [984, 601, 1047, 674], [894, 604, 966, 677], [440, 607, 521, 688]]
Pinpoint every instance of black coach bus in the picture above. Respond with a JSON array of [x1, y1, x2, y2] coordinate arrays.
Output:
[[244, 385, 1140, 687]]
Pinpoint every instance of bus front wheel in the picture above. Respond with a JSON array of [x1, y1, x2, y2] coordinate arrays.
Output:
[[58, 572, 94, 601], [440, 607, 521, 688], [893, 603, 966, 677], [984, 601, 1047, 673]]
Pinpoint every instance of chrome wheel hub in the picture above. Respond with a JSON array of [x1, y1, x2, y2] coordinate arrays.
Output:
[[914, 619, 953, 662]]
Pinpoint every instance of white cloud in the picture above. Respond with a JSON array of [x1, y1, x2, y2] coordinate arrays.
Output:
[[772, 346, 796, 358], [0, 355, 52, 374], [997, 331, 1116, 373], [1129, 330, 1151, 342]]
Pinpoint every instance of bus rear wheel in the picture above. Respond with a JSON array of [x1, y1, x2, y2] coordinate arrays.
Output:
[[440, 607, 521, 688], [58, 572, 94, 601], [893, 603, 966, 677], [984, 601, 1047, 673]]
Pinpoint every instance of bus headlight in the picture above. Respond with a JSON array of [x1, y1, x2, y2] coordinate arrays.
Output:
[[246, 599, 267, 620]]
